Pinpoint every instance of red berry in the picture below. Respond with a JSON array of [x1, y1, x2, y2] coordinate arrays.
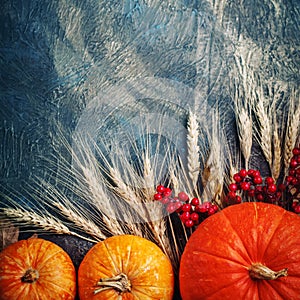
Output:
[[294, 205, 300, 214], [166, 203, 177, 213], [235, 195, 242, 203], [154, 193, 163, 201], [163, 187, 172, 197], [292, 178, 299, 185], [240, 182, 251, 191], [207, 207, 216, 216], [292, 147, 300, 155], [203, 202, 211, 209], [253, 176, 263, 185], [211, 204, 218, 212], [161, 197, 170, 205], [180, 211, 190, 221], [182, 204, 192, 212], [194, 205, 201, 212], [156, 185, 165, 193], [247, 169, 255, 177], [178, 191, 189, 202], [197, 204, 207, 213], [229, 183, 238, 192], [174, 202, 183, 212], [233, 174, 242, 182], [185, 219, 194, 228], [255, 186, 263, 193], [190, 212, 199, 222], [290, 159, 298, 168], [286, 175, 293, 183], [256, 193, 264, 201], [239, 169, 248, 177], [267, 184, 277, 193], [247, 189, 255, 197], [289, 169, 296, 176], [277, 184, 286, 191], [191, 198, 200, 206], [223, 197, 229, 205], [252, 170, 261, 178], [228, 191, 236, 199]]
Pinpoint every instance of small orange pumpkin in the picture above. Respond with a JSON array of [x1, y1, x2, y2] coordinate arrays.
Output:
[[0, 238, 76, 300], [179, 202, 300, 300], [78, 234, 174, 299]]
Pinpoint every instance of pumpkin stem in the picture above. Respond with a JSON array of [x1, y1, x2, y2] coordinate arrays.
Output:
[[94, 273, 131, 295], [249, 263, 288, 280], [21, 268, 39, 283]]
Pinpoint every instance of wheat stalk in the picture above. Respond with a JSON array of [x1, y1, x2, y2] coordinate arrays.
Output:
[[230, 44, 260, 170], [284, 91, 300, 173], [98, 144, 169, 252], [234, 101, 252, 169], [201, 111, 225, 207], [109, 167, 141, 204], [78, 166, 125, 235], [1, 207, 97, 243], [272, 119, 282, 181], [253, 93, 272, 167], [66, 135, 135, 236], [53, 202, 105, 241], [142, 151, 156, 201], [30, 161, 125, 241], [170, 168, 180, 195], [7, 177, 108, 243], [73, 123, 180, 262], [187, 110, 200, 189], [141, 153, 174, 259], [166, 215, 182, 267]]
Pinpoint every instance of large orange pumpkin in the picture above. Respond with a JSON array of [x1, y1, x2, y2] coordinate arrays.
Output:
[[78, 234, 174, 299], [0, 238, 76, 300], [179, 202, 300, 300]]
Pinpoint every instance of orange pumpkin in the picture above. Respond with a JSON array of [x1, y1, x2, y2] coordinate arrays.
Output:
[[0, 238, 76, 300], [78, 234, 174, 299], [179, 202, 300, 300]]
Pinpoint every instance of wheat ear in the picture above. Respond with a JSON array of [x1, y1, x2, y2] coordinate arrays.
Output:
[[187, 110, 200, 189], [141, 153, 173, 256], [1, 208, 97, 243], [53, 202, 105, 241], [284, 91, 300, 173], [234, 102, 252, 169], [201, 111, 225, 207], [253, 94, 272, 167], [272, 119, 282, 181], [170, 168, 180, 195]]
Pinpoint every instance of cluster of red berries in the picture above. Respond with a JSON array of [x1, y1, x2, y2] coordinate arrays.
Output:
[[224, 169, 284, 206], [285, 147, 300, 213], [153, 147, 300, 227], [153, 185, 218, 228], [225, 146, 300, 214]]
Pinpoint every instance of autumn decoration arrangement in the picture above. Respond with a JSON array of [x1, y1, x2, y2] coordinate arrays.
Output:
[[1, 105, 300, 299]]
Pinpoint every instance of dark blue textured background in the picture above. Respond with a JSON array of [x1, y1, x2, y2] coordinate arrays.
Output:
[[0, 1, 299, 298]]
